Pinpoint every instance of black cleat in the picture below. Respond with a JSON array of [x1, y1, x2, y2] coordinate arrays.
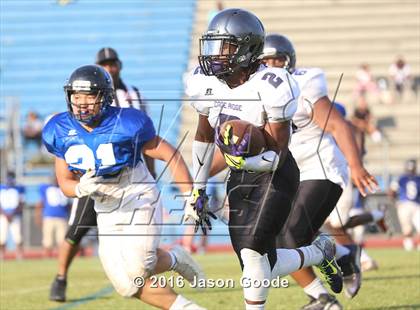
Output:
[[49, 276, 67, 302], [338, 244, 362, 298], [301, 294, 343, 310]]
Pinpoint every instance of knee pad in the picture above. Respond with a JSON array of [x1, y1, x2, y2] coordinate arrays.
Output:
[[240, 248, 271, 302]]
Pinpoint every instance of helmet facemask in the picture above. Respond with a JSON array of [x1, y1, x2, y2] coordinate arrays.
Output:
[[199, 34, 262, 80], [65, 82, 112, 125]]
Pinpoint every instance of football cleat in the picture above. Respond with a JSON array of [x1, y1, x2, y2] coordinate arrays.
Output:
[[301, 294, 343, 310], [49, 276, 67, 302], [312, 234, 343, 294], [171, 245, 206, 285], [337, 244, 362, 298]]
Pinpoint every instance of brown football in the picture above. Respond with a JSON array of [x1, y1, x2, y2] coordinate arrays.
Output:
[[217, 119, 266, 156]]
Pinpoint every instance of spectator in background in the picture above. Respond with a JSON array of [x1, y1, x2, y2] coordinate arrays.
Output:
[[354, 63, 378, 100], [388, 56, 411, 101], [36, 177, 71, 257], [22, 111, 44, 148], [0, 171, 25, 259], [350, 95, 382, 158], [389, 159, 420, 251], [348, 99, 387, 271]]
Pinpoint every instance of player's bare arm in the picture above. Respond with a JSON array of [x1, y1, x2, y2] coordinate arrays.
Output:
[[55, 157, 80, 197], [195, 114, 215, 143], [142, 135, 193, 193], [264, 120, 291, 163], [312, 96, 378, 196]]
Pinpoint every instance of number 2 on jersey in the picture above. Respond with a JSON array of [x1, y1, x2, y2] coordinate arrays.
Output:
[[64, 143, 116, 170], [262, 72, 283, 88]]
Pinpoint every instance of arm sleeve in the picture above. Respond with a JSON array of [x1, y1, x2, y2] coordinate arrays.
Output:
[[192, 140, 215, 189]]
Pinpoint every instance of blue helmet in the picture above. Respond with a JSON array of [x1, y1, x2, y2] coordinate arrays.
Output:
[[64, 65, 114, 125]]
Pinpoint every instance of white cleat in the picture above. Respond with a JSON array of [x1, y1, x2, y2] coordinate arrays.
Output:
[[171, 245, 206, 285]]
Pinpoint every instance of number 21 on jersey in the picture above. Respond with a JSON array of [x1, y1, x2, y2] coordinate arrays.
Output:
[[64, 143, 116, 170]]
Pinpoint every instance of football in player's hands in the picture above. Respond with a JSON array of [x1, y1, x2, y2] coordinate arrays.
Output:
[[216, 119, 266, 157]]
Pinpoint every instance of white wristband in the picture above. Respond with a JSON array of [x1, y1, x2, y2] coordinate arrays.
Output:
[[243, 150, 280, 172]]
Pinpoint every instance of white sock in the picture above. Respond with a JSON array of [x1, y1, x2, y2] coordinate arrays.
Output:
[[299, 245, 324, 268], [272, 245, 323, 279], [303, 278, 329, 299], [370, 210, 384, 222], [335, 244, 351, 260], [169, 295, 193, 310], [272, 249, 301, 278], [244, 301, 265, 310], [168, 251, 177, 270]]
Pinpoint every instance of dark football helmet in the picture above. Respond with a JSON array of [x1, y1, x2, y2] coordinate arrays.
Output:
[[64, 65, 114, 125], [198, 8, 265, 79], [263, 34, 296, 73]]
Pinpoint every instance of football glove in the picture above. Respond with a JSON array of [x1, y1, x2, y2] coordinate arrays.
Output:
[[184, 188, 217, 235], [216, 124, 250, 156], [74, 169, 103, 198], [224, 153, 245, 170]]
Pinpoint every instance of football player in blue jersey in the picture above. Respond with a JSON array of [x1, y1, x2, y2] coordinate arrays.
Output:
[[35, 176, 71, 258], [0, 171, 25, 260], [389, 159, 420, 251], [43, 64, 206, 309], [49, 48, 156, 303]]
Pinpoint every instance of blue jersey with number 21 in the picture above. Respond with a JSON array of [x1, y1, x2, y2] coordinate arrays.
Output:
[[42, 106, 155, 176]]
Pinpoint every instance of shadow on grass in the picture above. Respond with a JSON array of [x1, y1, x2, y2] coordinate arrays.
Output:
[[49, 286, 114, 310]]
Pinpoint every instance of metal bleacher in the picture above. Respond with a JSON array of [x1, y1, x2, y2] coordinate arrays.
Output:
[[0, 0, 197, 204]]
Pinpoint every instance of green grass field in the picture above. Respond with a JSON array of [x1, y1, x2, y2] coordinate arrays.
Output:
[[1, 249, 419, 310]]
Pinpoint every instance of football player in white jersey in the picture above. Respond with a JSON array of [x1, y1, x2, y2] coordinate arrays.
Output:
[[261, 34, 378, 309], [185, 9, 344, 310]]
